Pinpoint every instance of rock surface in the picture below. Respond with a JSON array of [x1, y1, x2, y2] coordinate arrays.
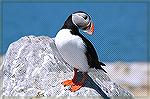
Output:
[[2, 36, 134, 98]]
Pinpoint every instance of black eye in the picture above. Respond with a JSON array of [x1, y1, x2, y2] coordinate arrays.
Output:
[[83, 16, 88, 20]]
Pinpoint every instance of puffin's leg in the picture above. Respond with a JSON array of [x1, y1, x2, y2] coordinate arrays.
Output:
[[70, 72, 88, 92], [61, 68, 78, 86]]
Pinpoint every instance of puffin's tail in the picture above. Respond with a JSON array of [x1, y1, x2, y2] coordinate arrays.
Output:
[[99, 62, 106, 66], [95, 62, 107, 73]]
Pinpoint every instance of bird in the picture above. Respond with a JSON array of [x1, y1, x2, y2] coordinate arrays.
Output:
[[55, 11, 106, 92]]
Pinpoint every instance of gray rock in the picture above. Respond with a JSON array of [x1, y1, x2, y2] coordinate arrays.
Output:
[[1, 36, 134, 98]]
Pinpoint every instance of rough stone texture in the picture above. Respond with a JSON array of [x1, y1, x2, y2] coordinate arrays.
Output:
[[0, 55, 3, 98], [2, 36, 134, 98]]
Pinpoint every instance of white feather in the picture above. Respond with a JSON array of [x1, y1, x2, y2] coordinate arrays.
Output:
[[55, 29, 89, 72]]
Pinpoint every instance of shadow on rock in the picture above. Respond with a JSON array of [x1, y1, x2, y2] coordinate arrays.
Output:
[[76, 71, 110, 99]]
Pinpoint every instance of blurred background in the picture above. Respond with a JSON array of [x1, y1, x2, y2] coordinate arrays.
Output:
[[0, 2, 149, 97]]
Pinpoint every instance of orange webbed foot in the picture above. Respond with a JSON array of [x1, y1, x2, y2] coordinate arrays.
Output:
[[70, 83, 84, 92], [61, 80, 74, 87]]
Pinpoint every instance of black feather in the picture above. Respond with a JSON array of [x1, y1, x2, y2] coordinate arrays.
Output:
[[99, 62, 106, 66], [77, 33, 107, 73]]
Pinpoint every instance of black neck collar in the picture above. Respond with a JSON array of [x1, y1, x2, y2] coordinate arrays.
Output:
[[61, 15, 80, 35]]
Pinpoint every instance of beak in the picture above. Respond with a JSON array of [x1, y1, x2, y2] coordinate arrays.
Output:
[[84, 22, 94, 35]]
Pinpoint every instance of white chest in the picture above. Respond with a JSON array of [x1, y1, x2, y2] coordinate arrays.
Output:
[[55, 29, 85, 51], [55, 29, 89, 72]]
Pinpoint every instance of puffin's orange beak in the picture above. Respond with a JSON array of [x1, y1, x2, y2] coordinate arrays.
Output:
[[86, 22, 94, 35]]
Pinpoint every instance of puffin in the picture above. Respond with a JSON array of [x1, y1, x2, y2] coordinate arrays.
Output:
[[55, 11, 106, 92]]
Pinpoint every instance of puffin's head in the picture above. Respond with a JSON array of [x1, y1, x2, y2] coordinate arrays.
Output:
[[72, 11, 94, 35]]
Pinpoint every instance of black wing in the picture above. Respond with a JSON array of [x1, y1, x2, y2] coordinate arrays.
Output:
[[78, 34, 107, 73]]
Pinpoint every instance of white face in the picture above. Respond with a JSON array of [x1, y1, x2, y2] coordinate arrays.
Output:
[[72, 12, 94, 35], [72, 12, 90, 28]]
